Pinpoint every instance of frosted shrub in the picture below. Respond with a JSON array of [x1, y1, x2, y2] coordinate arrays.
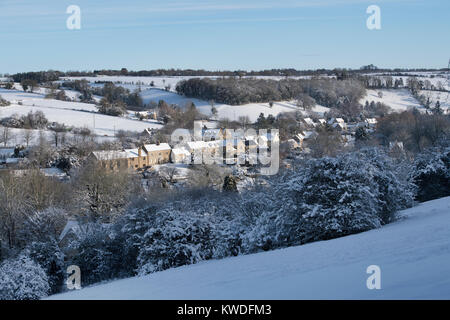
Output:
[[137, 206, 214, 275], [245, 148, 414, 250], [0, 254, 49, 300], [412, 147, 450, 202]]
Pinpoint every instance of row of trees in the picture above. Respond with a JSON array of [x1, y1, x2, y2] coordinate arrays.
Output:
[[176, 77, 366, 108], [9, 67, 445, 79], [376, 111, 449, 153]]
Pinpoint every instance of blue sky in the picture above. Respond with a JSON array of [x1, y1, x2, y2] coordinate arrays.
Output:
[[0, 0, 449, 73]]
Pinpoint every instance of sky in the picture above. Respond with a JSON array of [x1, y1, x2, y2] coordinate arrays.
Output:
[[0, 0, 449, 74]]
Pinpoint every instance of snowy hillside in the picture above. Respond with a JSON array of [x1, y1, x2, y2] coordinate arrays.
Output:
[[0, 88, 163, 136], [50, 197, 450, 300], [361, 89, 423, 112], [64, 76, 331, 122], [361, 88, 449, 113], [142, 88, 329, 121]]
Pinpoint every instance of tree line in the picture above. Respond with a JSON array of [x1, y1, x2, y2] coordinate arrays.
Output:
[[176, 77, 366, 107]]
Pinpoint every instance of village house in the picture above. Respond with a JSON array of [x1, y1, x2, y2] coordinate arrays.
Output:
[[365, 118, 378, 127], [89, 143, 172, 171], [171, 147, 191, 163], [302, 117, 316, 128], [328, 118, 348, 131], [143, 143, 172, 166]]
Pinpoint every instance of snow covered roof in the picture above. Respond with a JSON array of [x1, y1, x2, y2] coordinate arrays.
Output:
[[171, 148, 191, 156], [295, 133, 305, 141], [125, 149, 140, 158], [185, 141, 207, 151], [203, 129, 222, 139], [144, 143, 171, 152], [59, 220, 80, 242], [332, 123, 347, 130], [303, 131, 317, 139], [366, 118, 377, 124], [92, 150, 128, 161], [303, 118, 315, 126]]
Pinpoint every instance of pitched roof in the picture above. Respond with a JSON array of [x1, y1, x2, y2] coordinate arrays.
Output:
[[171, 148, 191, 156], [91, 150, 128, 161], [144, 143, 171, 152]]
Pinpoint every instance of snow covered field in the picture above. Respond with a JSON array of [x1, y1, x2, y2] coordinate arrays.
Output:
[[141, 88, 329, 121], [0, 88, 162, 136], [50, 197, 450, 300], [3, 72, 448, 134], [63, 77, 331, 122], [419, 90, 450, 111], [361, 89, 423, 112], [361, 89, 449, 113]]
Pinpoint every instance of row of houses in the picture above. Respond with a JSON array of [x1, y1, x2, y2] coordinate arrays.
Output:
[[89, 143, 172, 170], [301, 117, 378, 131], [90, 130, 278, 170], [285, 117, 379, 151]]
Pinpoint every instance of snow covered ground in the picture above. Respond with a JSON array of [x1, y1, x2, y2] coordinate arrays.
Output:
[[0, 88, 163, 136], [361, 89, 449, 114], [64, 76, 331, 121], [419, 90, 450, 111], [50, 197, 450, 300], [361, 89, 423, 112]]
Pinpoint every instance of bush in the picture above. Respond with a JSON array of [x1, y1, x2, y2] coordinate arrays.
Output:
[[412, 147, 450, 202], [0, 253, 50, 300], [25, 241, 65, 294], [245, 148, 414, 249], [67, 223, 134, 285], [136, 205, 215, 275], [0, 95, 10, 107]]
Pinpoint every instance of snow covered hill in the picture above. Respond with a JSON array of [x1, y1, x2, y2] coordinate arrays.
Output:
[[50, 197, 450, 300], [0, 88, 163, 137]]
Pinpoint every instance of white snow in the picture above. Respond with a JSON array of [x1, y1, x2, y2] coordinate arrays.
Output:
[[419, 90, 450, 112], [63, 76, 331, 122], [361, 89, 423, 112], [50, 197, 450, 300], [0, 88, 163, 136]]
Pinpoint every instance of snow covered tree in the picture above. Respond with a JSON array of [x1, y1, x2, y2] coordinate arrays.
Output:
[[18, 207, 68, 244], [412, 147, 450, 202], [68, 223, 132, 285], [136, 204, 215, 275], [0, 253, 50, 300], [24, 241, 65, 294], [244, 149, 414, 250]]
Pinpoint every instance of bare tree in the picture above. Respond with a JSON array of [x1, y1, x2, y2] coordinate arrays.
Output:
[[22, 129, 35, 147], [159, 166, 179, 184], [0, 126, 14, 147]]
